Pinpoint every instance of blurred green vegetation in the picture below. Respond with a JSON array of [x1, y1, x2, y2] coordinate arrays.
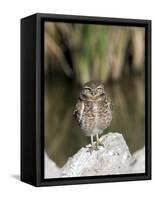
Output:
[[44, 22, 145, 167], [45, 22, 145, 84]]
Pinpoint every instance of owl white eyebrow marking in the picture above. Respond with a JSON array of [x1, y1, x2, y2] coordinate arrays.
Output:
[[97, 85, 103, 89], [84, 86, 91, 90]]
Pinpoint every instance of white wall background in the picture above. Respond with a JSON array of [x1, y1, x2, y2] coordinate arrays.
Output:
[[0, 0, 154, 199]]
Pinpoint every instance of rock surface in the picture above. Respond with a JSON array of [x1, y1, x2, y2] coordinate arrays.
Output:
[[44, 132, 145, 178], [44, 152, 60, 178], [129, 147, 145, 173], [61, 133, 132, 177]]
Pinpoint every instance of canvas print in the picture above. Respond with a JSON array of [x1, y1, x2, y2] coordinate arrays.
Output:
[[44, 22, 145, 179]]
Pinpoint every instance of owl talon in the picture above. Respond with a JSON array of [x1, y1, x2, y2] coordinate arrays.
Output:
[[97, 141, 104, 147], [93, 144, 99, 151], [87, 144, 98, 153]]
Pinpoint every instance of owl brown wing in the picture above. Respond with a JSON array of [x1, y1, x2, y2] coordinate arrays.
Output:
[[106, 95, 113, 110], [73, 99, 85, 124]]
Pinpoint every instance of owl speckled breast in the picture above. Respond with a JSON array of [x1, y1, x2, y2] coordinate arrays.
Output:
[[80, 99, 112, 136]]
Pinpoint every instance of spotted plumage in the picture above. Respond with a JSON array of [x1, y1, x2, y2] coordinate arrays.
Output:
[[73, 81, 112, 150]]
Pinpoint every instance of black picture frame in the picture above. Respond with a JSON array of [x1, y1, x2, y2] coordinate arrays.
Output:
[[21, 13, 151, 187]]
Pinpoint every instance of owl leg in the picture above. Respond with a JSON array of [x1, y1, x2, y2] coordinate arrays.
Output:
[[96, 133, 104, 148], [90, 135, 96, 150], [96, 133, 100, 149]]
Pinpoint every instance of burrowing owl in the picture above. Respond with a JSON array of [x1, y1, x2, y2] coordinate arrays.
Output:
[[73, 81, 112, 150]]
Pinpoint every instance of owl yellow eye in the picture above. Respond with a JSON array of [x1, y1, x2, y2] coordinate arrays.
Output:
[[97, 87, 102, 92], [84, 87, 91, 92]]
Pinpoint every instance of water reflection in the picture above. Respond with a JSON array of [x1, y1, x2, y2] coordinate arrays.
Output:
[[45, 75, 145, 167]]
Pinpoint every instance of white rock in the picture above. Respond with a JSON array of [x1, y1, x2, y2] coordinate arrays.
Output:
[[129, 147, 145, 173], [44, 133, 145, 178], [61, 132, 132, 177], [44, 152, 60, 178]]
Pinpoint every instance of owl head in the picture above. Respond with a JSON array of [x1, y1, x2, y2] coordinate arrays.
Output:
[[80, 81, 106, 101]]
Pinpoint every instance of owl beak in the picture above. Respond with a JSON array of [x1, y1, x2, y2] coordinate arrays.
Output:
[[92, 91, 96, 96]]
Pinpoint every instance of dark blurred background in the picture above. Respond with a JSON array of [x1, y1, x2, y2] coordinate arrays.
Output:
[[44, 22, 145, 167]]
